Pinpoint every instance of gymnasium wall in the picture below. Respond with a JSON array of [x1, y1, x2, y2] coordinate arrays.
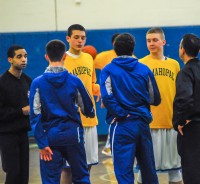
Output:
[[0, 0, 199, 32], [0, 0, 199, 135], [0, 26, 200, 135]]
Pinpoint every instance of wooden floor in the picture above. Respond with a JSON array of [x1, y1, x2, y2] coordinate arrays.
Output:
[[0, 139, 169, 184]]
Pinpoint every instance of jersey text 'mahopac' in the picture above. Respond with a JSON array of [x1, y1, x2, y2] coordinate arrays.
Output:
[[152, 68, 174, 81], [71, 66, 91, 77]]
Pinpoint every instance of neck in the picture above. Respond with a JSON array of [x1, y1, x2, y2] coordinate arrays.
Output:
[[69, 48, 81, 55], [183, 56, 195, 64], [8, 67, 22, 79], [49, 61, 63, 67], [150, 53, 165, 60]]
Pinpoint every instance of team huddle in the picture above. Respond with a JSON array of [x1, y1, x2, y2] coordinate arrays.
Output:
[[0, 24, 199, 184]]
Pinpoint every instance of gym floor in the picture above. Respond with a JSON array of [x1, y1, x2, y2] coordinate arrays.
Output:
[[0, 138, 168, 184]]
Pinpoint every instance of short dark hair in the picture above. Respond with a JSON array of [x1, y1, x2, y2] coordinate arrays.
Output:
[[111, 33, 120, 44], [7, 45, 24, 58], [67, 24, 86, 37], [46, 40, 66, 62], [181, 34, 200, 57], [147, 27, 165, 39], [114, 33, 135, 56]]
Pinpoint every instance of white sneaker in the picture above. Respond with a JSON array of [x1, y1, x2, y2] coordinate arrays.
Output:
[[101, 148, 112, 156]]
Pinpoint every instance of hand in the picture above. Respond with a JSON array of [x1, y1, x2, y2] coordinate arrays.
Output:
[[186, 120, 191, 124], [100, 101, 105, 108], [22, 105, 30, 115], [178, 125, 184, 135], [40, 147, 53, 161], [96, 94, 101, 102]]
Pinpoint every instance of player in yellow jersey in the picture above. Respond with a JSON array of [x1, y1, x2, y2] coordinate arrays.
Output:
[[61, 24, 100, 184], [137, 28, 183, 184], [94, 33, 119, 70]]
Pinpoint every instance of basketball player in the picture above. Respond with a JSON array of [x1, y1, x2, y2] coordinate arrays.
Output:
[[61, 24, 100, 184], [100, 33, 160, 184], [29, 40, 94, 184], [137, 27, 183, 184]]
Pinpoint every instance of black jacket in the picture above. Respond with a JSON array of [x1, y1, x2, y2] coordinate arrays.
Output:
[[173, 58, 200, 130], [0, 71, 32, 134]]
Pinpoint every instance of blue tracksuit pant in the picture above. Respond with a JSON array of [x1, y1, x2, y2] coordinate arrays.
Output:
[[40, 143, 90, 184], [110, 117, 158, 184]]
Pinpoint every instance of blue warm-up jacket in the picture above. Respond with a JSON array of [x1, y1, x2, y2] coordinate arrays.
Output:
[[100, 56, 161, 124], [30, 67, 94, 149]]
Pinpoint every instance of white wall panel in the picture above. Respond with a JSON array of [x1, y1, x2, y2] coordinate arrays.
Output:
[[0, 0, 199, 32], [0, 0, 55, 32]]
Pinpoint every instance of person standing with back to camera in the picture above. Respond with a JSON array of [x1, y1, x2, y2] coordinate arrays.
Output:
[[0, 45, 32, 184], [94, 33, 119, 156], [137, 27, 183, 184], [95, 33, 138, 157], [61, 24, 101, 184], [173, 33, 200, 184], [29, 39, 94, 184], [100, 33, 160, 184]]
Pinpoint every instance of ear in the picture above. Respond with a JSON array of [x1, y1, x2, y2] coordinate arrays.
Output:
[[45, 54, 50, 62], [66, 36, 70, 43], [162, 39, 166, 46], [182, 47, 186, 55], [62, 53, 67, 61], [8, 57, 13, 64]]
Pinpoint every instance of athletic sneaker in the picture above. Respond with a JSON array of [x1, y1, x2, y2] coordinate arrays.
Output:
[[101, 147, 112, 156]]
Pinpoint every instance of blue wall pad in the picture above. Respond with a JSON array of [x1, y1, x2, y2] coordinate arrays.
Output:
[[1, 25, 199, 136]]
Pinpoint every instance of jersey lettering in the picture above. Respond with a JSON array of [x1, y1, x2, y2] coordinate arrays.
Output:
[[152, 68, 174, 80], [72, 66, 91, 77]]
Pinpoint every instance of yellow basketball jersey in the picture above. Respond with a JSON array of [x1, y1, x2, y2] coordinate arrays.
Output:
[[94, 49, 117, 70], [64, 52, 100, 127], [140, 55, 180, 128]]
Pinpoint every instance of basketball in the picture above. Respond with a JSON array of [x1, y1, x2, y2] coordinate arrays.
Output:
[[82, 45, 97, 59]]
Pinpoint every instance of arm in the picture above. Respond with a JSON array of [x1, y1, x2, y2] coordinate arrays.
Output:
[[92, 64, 101, 101], [148, 70, 161, 106], [100, 68, 128, 119], [173, 70, 194, 131], [76, 79, 95, 118], [0, 87, 24, 122], [29, 80, 49, 149]]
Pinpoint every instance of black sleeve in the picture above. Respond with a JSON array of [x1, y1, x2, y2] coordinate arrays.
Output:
[[173, 69, 194, 130]]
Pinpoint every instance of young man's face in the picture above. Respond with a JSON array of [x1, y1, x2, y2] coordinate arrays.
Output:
[[146, 33, 166, 54], [8, 49, 28, 70], [66, 30, 86, 53]]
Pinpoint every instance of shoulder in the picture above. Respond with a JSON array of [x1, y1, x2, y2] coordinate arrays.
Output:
[[0, 72, 6, 81], [97, 49, 113, 56], [183, 59, 199, 71], [68, 72, 82, 82], [22, 73, 32, 83], [166, 57, 180, 70], [0, 72, 7, 88], [139, 55, 150, 62], [81, 52, 93, 60], [32, 75, 43, 85], [137, 62, 152, 73], [166, 57, 179, 65], [0, 71, 11, 85], [95, 50, 115, 58], [101, 62, 113, 71], [79, 52, 94, 67], [69, 73, 84, 88]]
